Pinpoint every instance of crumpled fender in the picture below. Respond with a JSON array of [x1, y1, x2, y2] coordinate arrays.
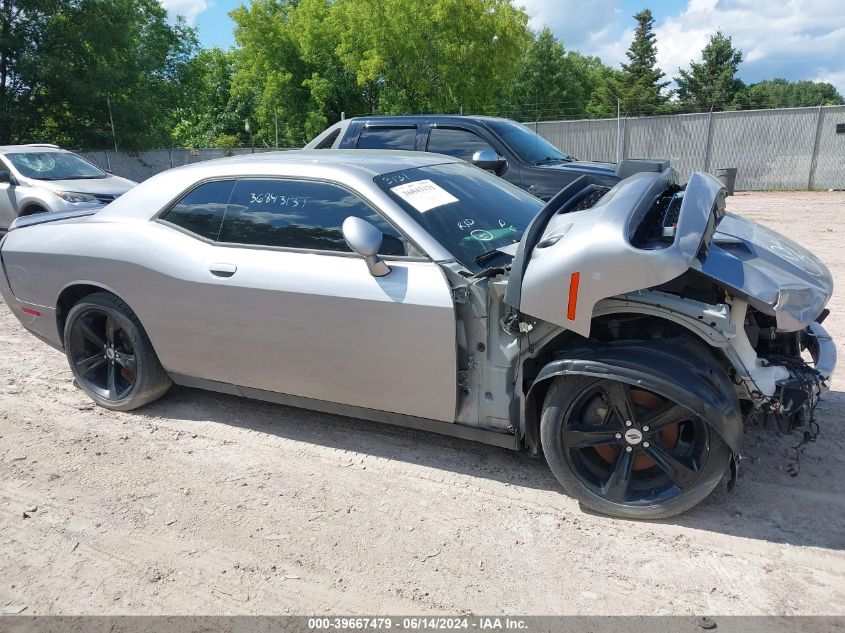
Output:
[[507, 170, 722, 338], [523, 338, 743, 454]]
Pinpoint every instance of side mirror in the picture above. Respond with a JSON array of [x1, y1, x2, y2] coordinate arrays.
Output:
[[472, 150, 507, 176], [342, 216, 390, 277]]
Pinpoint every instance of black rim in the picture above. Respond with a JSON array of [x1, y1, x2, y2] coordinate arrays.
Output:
[[560, 380, 710, 506], [68, 308, 137, 401]]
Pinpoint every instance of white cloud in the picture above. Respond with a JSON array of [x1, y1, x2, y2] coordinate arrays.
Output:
[[654, 0, 845, 92], [519, 0, 845, 94], [159, 0, 209, 25], [518, 0, 623, 53]]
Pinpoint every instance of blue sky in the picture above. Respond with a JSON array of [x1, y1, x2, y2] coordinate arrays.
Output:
[[160, 0, 845, 93]]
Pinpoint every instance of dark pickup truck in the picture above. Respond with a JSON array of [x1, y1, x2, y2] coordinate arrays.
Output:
[[305, 115, 621, 201]]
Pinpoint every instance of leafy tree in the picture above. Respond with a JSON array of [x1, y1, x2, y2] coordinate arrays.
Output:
[[0, 0, 58, 143], [173, 48, 255, 148], [331, 0, 531, 116], [602, 9, 669, 117], [509, 27, 614, 120], [733, 78, 844, 109], [0, 0, 195, 147], [230, 0, 364, 147], [675, 31, 743, 111]]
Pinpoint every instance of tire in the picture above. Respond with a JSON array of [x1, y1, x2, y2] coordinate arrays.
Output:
[[63, 292, 171, 411], [541, 375, 731, 519]]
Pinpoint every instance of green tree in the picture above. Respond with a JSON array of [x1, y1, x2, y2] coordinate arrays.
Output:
[[509, 27, 615, 120], [32, 0, 196, 148], [733, 78, 844, 109], [0, 0, 58, 143], [173, 48, 256, 148], [230, 0, 363, 147], [675, 31, 743, 111], [331, 0, 531, 115], [607, 8, 670, 116]]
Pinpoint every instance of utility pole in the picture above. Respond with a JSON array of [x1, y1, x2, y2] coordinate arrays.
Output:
[[616, 98, 621, 163], [274, 110, 279, 149], [107, 96, 118, 155]]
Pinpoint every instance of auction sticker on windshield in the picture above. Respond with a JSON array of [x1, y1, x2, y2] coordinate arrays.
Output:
[[390, 179, 458, 213]]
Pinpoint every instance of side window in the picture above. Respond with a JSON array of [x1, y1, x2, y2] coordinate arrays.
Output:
[[314, 128, 341, 149], [356, 126, 417, 150], [160, 179, 235, 240], [219, 179, 406, 255], [427, 127, 495, 162]]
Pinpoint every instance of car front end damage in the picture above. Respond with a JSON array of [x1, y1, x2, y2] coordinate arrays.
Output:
[[499, 163, 835, 447]]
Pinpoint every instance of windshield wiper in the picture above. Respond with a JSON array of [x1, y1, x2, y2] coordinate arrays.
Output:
[[474, 248, 512, 267]]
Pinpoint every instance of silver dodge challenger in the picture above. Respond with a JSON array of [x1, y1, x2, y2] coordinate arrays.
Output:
[[0, 150, 835, 518]]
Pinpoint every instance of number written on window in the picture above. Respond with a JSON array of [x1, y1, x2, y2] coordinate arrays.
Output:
[[220, 179, 406, 255]]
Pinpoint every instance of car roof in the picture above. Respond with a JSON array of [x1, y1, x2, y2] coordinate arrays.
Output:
[[347, 114, 511, 125], [96, 149, 465, 226], [172, 149, 460, 177], [0, 144, 67, 154]]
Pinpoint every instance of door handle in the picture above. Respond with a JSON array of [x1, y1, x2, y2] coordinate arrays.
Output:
[[209, 263, 237, 278]]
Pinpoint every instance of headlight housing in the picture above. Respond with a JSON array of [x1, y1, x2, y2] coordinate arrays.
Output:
[[55, 191, 99, 203]]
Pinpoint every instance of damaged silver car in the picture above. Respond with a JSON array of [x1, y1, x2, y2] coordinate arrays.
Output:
[[0, 151, 835, 518]]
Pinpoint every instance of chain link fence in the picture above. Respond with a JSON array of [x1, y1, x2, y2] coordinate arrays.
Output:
[[529, 105, 845, 190], [78, 147, 280, 183], [77, 105, 844, 190]]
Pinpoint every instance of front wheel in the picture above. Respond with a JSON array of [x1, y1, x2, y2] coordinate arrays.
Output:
[[541, 375, 731, 519], [64, 292, 171, 411]]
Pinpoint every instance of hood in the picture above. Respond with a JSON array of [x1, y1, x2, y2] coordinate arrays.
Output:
[[696, 213, 833, 331], [535, 160, 616, 176], [505, 168, 832, 337], [24, 174, 137, 196]]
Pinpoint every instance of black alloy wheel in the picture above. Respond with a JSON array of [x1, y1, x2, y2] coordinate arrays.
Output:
[[68, 307, 138, 401], [541, 375, 731, 519], [64, 292, 171, 411]]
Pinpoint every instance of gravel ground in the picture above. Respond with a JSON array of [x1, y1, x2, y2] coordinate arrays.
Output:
[[1, 191, 844, 616]]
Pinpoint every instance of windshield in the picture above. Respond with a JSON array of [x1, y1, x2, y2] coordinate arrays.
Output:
[[6, 152, 106, 180], [376, 162, 543, 272], [486, 119, 572, 165]]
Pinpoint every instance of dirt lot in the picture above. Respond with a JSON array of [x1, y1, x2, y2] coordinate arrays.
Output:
[[1, 191, 844, 616]]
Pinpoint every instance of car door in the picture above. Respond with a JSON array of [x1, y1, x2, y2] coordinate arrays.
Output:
[[159, 177, 458, 423], [425, 125, 522, 187]]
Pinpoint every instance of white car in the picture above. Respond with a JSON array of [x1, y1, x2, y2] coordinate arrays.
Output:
[[0, 144, 136, 232]]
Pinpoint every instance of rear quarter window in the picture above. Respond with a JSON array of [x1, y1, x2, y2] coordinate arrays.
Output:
[[160, 179, 235, 240]]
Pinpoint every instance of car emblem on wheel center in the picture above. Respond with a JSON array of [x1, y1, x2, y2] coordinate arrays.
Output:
[[624, 428, 643, 445]]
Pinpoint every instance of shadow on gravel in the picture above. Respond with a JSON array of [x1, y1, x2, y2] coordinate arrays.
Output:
[[138, 384, 845, 551], [140, 384, 561, 493]]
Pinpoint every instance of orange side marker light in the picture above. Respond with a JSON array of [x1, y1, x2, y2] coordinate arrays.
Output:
[[566, 272, 580, 321]]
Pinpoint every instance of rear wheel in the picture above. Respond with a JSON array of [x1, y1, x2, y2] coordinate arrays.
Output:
[[64, 292, 171, 411], [541, 375, 730, 519]]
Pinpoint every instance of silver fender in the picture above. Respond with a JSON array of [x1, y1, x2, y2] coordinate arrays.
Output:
[[510, 171, 722, 337]]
